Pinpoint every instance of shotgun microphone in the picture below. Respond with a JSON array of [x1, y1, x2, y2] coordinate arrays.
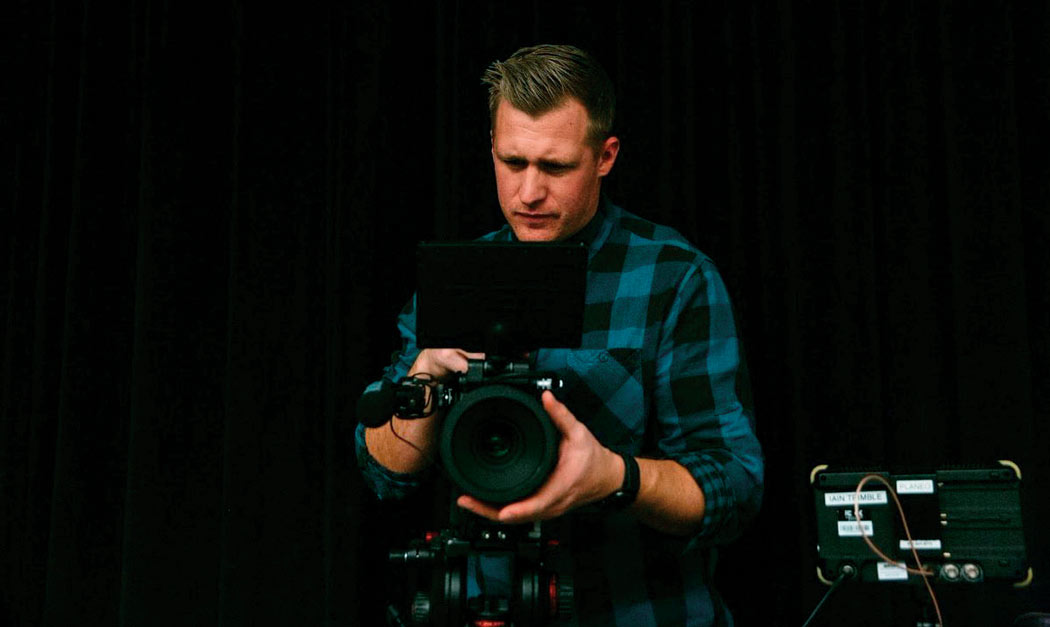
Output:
[[356, 380, 397, 428]]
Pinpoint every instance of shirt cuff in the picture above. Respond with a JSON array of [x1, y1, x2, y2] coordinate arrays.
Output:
[[674, 450, 762, 552]]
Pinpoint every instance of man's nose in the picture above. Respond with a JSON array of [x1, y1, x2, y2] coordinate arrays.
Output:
[[519, 167, 547, 206]]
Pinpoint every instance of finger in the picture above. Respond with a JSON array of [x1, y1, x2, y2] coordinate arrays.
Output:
[[542, 390, 579, 436], [496, 494, 557, 524], [442, 350, 470, 374], [447, 350, 485, 373], [459, 490, 557, 525], [496, 503, 539, 524], [494, 457, 574, 523], [456, 494, 503, 521]]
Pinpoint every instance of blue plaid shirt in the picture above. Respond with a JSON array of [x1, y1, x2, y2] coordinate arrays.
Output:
[[356, 201, 763, 626]]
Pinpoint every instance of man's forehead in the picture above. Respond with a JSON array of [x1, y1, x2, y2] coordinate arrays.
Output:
[[492, 99, 592, 155], [495, 95, 581, 117]]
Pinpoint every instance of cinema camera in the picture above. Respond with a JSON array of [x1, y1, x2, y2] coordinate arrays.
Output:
[[377, 242, 587, 627], [392, 358, 562, 504]]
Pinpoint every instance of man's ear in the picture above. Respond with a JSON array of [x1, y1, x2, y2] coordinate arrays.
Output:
[[596, 136, 620, 177]]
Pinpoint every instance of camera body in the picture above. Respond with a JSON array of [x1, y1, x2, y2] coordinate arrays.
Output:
[[388, 358, 572, 626], [394, 358, 563, 504]]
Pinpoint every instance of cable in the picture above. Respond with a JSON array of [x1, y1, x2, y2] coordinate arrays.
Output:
[[800, 565, 854, 627], [854, 474, 943, 626], [388, 419, 427, 456]]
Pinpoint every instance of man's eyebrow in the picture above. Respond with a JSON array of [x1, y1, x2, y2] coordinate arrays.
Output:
[[539, 157, 577, 168], [496, 153, 576, 167]]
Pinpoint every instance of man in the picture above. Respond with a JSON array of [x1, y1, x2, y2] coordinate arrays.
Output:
[[356, 44, 763, 626]]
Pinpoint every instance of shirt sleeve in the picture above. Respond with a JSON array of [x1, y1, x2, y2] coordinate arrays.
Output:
[[353, 295, 430, 500], [651, 258, 764, 549]]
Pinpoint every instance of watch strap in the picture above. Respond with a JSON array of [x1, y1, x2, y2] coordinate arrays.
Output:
[[595, 451, 639, 510]]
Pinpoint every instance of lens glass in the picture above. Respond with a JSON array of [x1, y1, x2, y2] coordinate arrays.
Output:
[[472, 417, 521, 465]]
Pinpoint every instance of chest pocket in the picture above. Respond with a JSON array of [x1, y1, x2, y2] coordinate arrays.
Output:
[[560, 348, 646, 450]]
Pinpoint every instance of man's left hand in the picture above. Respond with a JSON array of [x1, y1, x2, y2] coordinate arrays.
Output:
[[456, 390, 624, 524]]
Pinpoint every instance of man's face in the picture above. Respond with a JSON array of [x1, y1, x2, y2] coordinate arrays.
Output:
[[491, 98, 619, 242]]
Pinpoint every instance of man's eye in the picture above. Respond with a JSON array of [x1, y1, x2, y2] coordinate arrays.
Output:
[[503, 159, 527, 169]]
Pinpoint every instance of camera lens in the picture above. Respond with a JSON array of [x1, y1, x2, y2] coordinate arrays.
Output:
[[439, 384, 558, 504], [473, 419, 520, 464]]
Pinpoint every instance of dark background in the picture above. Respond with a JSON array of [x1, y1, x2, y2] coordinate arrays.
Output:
[[3, 1, 1048, 625]]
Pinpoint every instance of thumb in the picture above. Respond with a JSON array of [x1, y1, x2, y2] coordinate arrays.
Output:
[[541, 390, 578, 436]]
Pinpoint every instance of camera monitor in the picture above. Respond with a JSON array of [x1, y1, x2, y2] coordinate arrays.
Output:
[[810, 462, 1031, 586], [416, 241, 587, 355]]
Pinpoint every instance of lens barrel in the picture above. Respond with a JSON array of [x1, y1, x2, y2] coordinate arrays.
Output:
[[439, 384, 558, 503]]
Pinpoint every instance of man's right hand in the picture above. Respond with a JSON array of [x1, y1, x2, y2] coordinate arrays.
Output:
[[364, 348, 484, 474], [409, 348, 486, 382]]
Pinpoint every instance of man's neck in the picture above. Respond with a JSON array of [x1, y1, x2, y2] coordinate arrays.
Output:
[[564, 199, 606, 247]]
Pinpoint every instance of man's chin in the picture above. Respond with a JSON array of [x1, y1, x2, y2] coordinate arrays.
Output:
[[511, 222, 562, 242]]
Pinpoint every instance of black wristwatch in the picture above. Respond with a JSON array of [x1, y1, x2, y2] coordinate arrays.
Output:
[[595, 451, 640, 511]]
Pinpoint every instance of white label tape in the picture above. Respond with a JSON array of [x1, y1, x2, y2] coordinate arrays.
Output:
[[877, 562, 909, 581], [837, 521, 874, 537], [899, 539, 942, 550], [896, 479, 935, 494], [824, 491, 888, 507]]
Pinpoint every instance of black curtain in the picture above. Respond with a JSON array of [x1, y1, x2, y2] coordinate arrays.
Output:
[[3, 2, 1047, 625]]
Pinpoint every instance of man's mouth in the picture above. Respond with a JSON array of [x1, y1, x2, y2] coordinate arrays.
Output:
[[515, 212, 557, 224]]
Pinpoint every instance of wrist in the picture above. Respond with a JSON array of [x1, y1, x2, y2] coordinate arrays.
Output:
[[408, 350, 434, 377]]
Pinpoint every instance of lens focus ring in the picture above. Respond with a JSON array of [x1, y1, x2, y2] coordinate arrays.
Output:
[[439, 384, 558, 504]]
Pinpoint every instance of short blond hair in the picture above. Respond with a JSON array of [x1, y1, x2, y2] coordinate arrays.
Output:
[[482, 44, 616, 148]]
